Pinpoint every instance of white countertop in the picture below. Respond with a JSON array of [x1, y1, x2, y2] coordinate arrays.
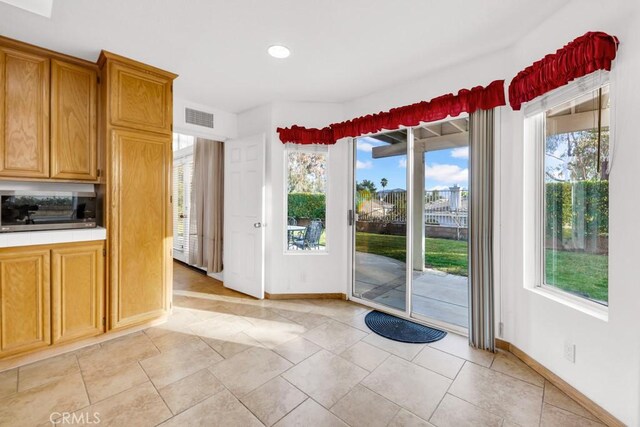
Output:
[[0, 227, 107, 248]]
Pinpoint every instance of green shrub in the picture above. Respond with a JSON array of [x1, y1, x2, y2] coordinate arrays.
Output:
[[545, 181, 608, 238], [288, 193, 326, 220]]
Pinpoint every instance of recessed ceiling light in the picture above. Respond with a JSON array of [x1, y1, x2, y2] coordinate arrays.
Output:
[[268, 45, 291, 59]]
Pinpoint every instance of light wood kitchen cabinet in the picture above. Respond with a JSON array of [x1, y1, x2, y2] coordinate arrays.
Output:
[[51, 242, 104, 344], [0, 247, 51, 358], [109, 129, 171, 329], [50, 59, 98, 180], [108, 60, 173, 135], [0, 47, 50, 178], [0, 241, 105, 360], [0, 38, 99, 181], [100, 51, 175, 331]]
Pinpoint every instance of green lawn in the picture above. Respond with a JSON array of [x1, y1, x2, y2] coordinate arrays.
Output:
[[356, 231, 608, 303], [545, 249, 608, 303], [355, 232, 469, 276]]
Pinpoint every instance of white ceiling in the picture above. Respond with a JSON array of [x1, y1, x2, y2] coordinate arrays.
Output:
[[0, 0, 51, 17], [0, 0, 570, 113]]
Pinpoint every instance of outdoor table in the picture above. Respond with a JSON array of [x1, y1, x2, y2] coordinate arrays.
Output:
[[287, 225, 306, 248]]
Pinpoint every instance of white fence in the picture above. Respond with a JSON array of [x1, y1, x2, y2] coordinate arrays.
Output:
[[357, 189, 468, 228]]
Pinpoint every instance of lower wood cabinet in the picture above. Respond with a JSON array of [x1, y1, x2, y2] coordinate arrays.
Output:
[[52, 242, 104, 344], [0, 241, 104, 359], [0, 247, 51, 358]]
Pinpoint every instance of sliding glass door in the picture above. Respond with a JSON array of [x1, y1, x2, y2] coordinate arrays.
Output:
[[352, 119, 470, 332], [353, 131, 409, 313], [411, 118, 469, 330]]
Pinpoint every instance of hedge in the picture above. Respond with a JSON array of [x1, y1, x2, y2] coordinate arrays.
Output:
[[288, 193, 326, 220], [545, 181, 608, 240]]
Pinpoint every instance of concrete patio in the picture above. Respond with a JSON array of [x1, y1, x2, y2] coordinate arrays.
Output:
[[354, 252, 469, 328]]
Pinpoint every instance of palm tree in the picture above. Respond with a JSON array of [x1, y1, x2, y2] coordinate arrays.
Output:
[[380, 178, 388, 201]]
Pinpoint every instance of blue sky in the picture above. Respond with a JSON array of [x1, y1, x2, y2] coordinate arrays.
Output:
[[356, 137, 469, 191]]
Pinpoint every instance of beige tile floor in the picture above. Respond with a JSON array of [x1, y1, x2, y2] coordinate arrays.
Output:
[[0, 265, 606, 427]]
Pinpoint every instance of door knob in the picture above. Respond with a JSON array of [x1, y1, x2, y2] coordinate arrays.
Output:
[[254, 222, 262, 228]]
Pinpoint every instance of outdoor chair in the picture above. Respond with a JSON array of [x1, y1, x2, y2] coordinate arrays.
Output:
[[293, 220, 323, 250], [287, 217, 298, 248]]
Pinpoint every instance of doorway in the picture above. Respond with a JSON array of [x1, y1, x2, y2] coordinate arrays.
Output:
[[352, 118, 470, 332], [172, 133, 195, 263]]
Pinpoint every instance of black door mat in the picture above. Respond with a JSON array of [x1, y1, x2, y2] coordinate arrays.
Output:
[[364, 310, 447, 343]]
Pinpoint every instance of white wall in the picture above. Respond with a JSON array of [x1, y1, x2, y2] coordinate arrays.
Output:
[[340, 1, 640, 424], [174, 98, 238, 141], [499, 2, 640, 425], [344, 49, 509, 119], [237, 102, 348, 295], [233, 1, 640, 422]]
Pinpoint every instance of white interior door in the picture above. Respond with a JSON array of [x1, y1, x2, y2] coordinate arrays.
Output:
[[223, 134, 266, 298]]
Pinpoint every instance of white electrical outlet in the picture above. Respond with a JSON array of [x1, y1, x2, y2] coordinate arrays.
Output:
[[564, 342, 576, 363]]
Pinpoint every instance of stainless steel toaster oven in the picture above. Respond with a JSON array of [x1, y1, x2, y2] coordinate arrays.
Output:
[[0, 190, 97, 232]]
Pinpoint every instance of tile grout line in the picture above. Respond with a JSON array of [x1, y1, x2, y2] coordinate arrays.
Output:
[[135, 360, 173, 424], [348, 381, 404, 425], [272, 376, 316, 425], [249, 376, 311, 426], [222, 386, 266, 426], [447, 360, 544, 426], [428, 358, 461, 424], [444, 386, 509, 425], [543, 401, 605, 425], [409, 344, 466, 380], [74, 353, 93, 408], [489, 367, 545, 389], [307, 395, 354, 427], [274, 340, 323, 367]]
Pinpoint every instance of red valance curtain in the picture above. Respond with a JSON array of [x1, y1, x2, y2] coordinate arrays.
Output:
[[277, 80, 505, 145], [509, 31, 619, 111]]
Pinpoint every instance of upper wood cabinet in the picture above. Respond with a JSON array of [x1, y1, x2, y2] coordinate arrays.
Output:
[[51, 60, 98, 180], [109, 61, 173, 135], [0, 38, 99, 181], [0, 47, 50, 178], [0, 247, 51, 358], [51, 242, 104, 344]]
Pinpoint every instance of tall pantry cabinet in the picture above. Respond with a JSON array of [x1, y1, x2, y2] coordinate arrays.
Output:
[[98, 51, 176, 330]]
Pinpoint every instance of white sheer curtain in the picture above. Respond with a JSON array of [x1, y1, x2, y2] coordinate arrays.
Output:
[[188, 138, 224, 273]]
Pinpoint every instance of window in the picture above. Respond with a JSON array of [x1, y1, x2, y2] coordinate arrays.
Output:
[[172, 133, 195, 262], [285, 149, 327, 252], [173, 133, 194, 151], [528, 78, 610, 306]]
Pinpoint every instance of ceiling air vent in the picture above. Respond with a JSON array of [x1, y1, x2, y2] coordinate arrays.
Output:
[[185, 108, 214, 129]]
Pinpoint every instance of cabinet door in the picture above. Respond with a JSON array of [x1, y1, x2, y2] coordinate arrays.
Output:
[[0, 248, 50, 358], [52, 242, 104, 344], [109, 62, 172, 135], [51, 60, 98, 180], [0, 48, 49, 178], [110, 129, 171, 329]]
